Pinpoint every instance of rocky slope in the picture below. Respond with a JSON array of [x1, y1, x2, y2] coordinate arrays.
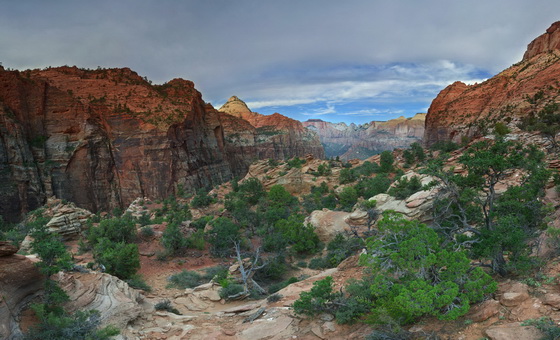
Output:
[[302, 113, 426, 160], [425, 21, 560, 145], [218, 96, 325, 160], [0, 68, 323, 222]]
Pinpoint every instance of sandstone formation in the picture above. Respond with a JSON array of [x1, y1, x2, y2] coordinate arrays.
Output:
[[0, 251, 43, 340], [42, 197, 93, 238], [219, 96, 325, 160], [425, 21, 560, 146], [56, 271, 149, 329], [370, 171, 439, 223], [305, 208, 371, 243], [0, 67, 323, 222], [302, 113, 426, 160]]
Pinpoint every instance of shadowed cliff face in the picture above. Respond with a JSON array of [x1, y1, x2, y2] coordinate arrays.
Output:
[[302, 114, 425, 160], [0, 68, 326, 221], [218, 96, 325, 160], [425, 21, 560, 146], [0, 67, 233, 221]]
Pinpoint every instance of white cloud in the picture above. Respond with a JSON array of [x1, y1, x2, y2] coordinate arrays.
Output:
[[1, 1, 558, 123]]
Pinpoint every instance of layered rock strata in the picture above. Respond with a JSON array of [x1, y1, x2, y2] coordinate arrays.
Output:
[[0, 68, 323, 221], [219, 96, 325, 160], [424, 21, 560, 145], [302, 114, 425, 160]]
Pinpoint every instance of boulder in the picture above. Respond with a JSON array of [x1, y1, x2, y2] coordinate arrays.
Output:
[[55, 272, 147, 329], [238, 314, 293, 340], [0, 241, 18, 256], [174, 294, 212, 311], [468, 299, 500, 322], [305, 209, 353, 243], [499, 282, 530, 307], [43, 198, 93, 238], [485, 322, 543, 340], [543, 293, 560, 309]]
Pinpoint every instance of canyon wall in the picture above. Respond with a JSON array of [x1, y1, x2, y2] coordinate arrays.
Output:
[[302, 113, 425, 160], [218, 96, 325, 160], [424, 21, 560, 145], [0, 68, 322, 221]]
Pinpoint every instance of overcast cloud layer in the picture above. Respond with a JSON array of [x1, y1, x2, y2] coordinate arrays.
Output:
[[1, 1, 559, 123]]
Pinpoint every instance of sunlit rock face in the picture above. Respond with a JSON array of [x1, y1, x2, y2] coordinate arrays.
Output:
[[219, 96, 325, 160], [424, 21, 560, 146]]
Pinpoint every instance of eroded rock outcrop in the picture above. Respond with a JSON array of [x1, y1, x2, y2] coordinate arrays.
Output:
[[425, 22, 560, 146], [56, 271, 149, 329], [0, 245, 43, 340], [302, 113, 425, 160]]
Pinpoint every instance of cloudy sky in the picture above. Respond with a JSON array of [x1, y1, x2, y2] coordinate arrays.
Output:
[[1, 1, 559, 123]]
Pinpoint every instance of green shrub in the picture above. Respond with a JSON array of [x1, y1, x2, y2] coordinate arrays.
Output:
[[354, 161, 377, 177], [140, 226, 155, 238], [268, 277, 298, 294], [23, 308, 119, 340], [161, 222, 187, 255], [521, 317, 560, 340], [403, 149, 415, 166], [190, 189, 215, 208], [379, 151, 394, 173], [203, 265, 229, 282], [308, 257, 329, 270], [236, 177, 266, 205], [136, 212, 151, 226], [126, 275, 152, 292], [167, 270, 203, 289], [93, 239, 140, 280], [494, 122, 510, 136], [293, 276, 342, 316], [286, 157, 306, 169], [339, 168, 356, 184], [388, 175, 423, 199], [297, 261, 307, 268], [267, 293, 282, 303], [411, 142, 426, 162], [361, 212, 496, 324], [186, 230, 206, 250], [87, 215, 136, 245], [429, 140, 460, 152], [338, 186, 358, 211], [275, 216, 322, 254], [154, 299, 181, 314], [191, 216, 212, 230], [325, 234, 364, 267], [206, 217, 241, 256], [254, 255, 288, 282], [317, 163, 332, 176], [219, 284, 245, 300]]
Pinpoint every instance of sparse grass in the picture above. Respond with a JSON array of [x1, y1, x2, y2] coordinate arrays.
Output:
[[154, 299, 181, 314], [126, 274, 152, 292]]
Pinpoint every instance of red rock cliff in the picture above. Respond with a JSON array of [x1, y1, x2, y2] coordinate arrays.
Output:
[[218, 96, 325, 160], [425, 22, 560, 145], [0, 66, 235, 221]]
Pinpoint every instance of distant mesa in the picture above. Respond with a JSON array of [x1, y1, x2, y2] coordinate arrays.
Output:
[[302, 114, 426, 160]]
